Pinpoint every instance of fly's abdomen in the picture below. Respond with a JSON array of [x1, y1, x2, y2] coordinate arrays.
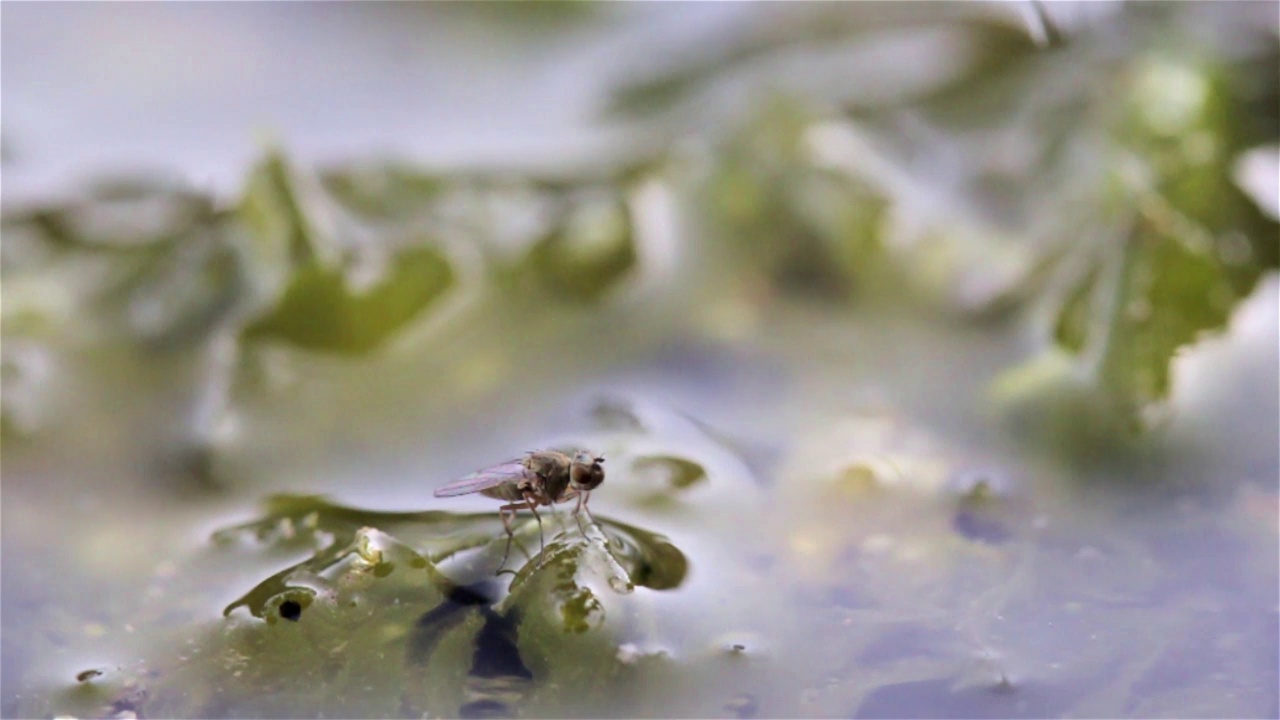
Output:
[[479, 483, 526, 502]]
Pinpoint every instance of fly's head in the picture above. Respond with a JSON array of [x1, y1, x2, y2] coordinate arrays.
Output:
[[570, 451, 605, 492]]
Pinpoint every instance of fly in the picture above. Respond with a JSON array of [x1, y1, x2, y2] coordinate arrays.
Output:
[[434, 450, 605, 573]]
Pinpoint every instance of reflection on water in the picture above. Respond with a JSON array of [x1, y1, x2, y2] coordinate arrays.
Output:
[[405, 581, 530, 719], [2, 304, 1277, 718], [2, 305, 1277, 718]]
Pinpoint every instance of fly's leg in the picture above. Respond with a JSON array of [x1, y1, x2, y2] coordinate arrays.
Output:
[[496, 506, 516, 574], [571, 491, 589, 536], [495, 501, 533, 575], [570, 488, 594, 517], [571, 490, 600, 538], [522, 491, 545, 560]]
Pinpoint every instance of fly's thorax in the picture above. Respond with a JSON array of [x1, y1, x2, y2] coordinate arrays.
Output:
[[524, 451, 573, 502], [524, 451, 571, 478]]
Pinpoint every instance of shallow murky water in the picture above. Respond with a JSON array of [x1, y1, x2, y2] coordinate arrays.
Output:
[[3, 279, 1276, 718]]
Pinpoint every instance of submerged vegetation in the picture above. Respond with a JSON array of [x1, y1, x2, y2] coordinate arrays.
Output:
[[2, 3, 1277, 718]]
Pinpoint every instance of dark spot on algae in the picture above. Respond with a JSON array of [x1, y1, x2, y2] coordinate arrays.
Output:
[[279, 600, 303, 622], [255, 588, 314, 624]]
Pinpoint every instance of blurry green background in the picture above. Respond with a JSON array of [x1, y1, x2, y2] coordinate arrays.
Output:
[[2, 3, 1277, 718]]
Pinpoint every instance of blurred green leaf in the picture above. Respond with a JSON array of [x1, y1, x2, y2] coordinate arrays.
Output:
[[522, 188, 636, 302], [706, 99, 888, 300], [1098, 202, 1240, 415], [236, 151, 332, 288], [119, 225, 245, 348], [605, 7, 1036, 121], [999, 51, 1278, 444], [242, 246, 453, 354], [1003, 206, 1246, 447], [15, 178, 215, 252], [1120, 56, 1279, 280], [236, 151, 456, 354], [319, 163, 445, 222]]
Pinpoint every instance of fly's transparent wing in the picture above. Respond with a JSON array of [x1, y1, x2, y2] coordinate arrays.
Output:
[[434, 459, 530, 497]]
